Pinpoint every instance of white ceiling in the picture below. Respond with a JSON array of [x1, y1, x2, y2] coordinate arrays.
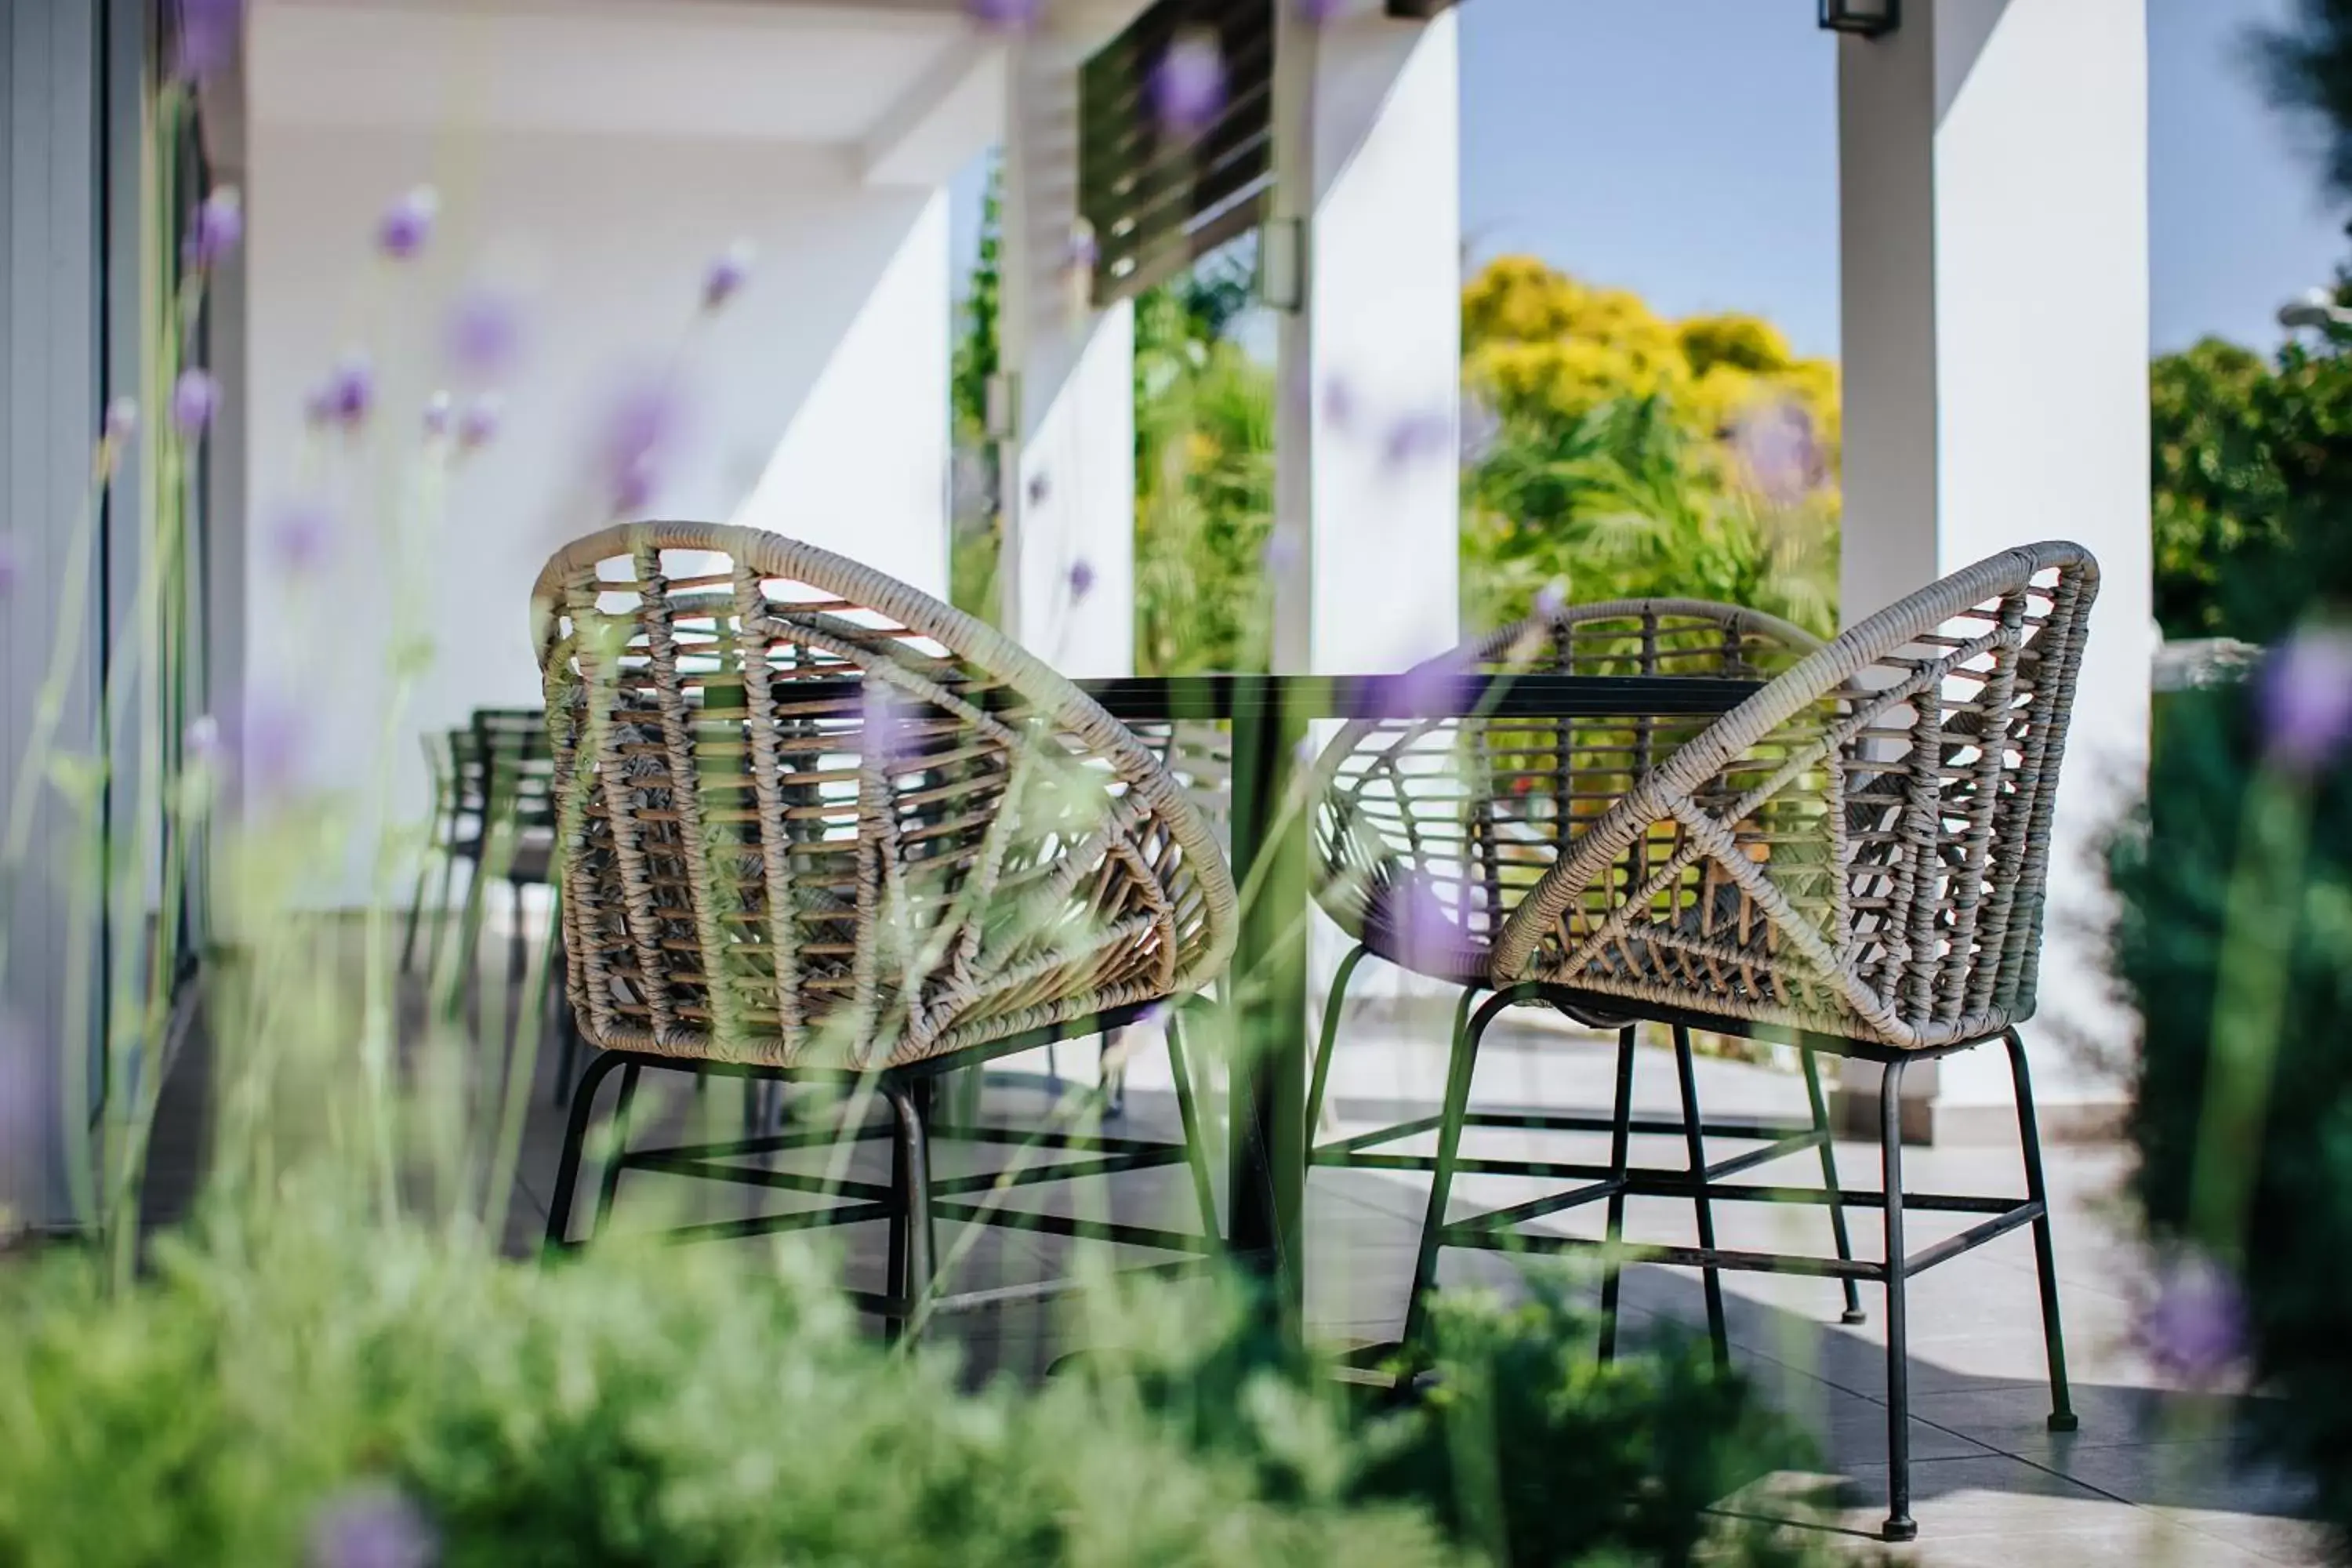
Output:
[[249, 0, 996, 154]]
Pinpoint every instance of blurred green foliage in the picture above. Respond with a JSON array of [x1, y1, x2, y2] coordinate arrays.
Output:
[[2150, 320, 2352, 640], [2109, 687, 2352, 1550], [947, 163, 1841, 667], [0, 1196, 1849, 1566]]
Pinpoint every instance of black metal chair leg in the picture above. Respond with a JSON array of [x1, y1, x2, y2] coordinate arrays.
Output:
[[1803, 1046, 1867, 1325], [544, 1050, 630, 1250], [1879, 1056, 1916, 1544], [589, 1062, 643, 1243], [1671, 1024, 1730, 1369], [883, 1078, 935, 1345], [2006, 1029, 2078, 1433], [1305, 943, 1369, 1138], [398, 835, 439, 975], [1597, 1022, 1639, 1363], [508, 882, 529, 984], [423, 846, 463, 988], [1165, 1009, 1221, 1240], [1402, 990, 1513, 1351]]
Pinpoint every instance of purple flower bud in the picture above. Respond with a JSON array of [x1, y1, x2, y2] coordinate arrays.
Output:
[[172, 369, 220, 434], [1381, 408, 1454, 472], [269, 500, 335, 575], [1366, 866, 1465, 972], [1733, 399, 1820, 508], [702, 241, 755, 312], [1322, 376, 1357, 434], [1534, 579, 1568, 621], [421, 391, 453, 438], [173, 0, 244, 83], [1027, 470, 1051, 507], [2137, 1250, 2248, 1388], [104, 398, 139, 442], [184, 714, 223, 767], [598, 379, 677, 516], [865, 683, 917, 777], [446, 287, 522, 381], [0, 534, 18, 598], [1296, 0, 1348, 20], [1384, 648, 1474, 721], [1069, 559, 1097, 601], [305, 1484, 437, 1568], [2259, 626, 2352, 773], [1152, 31, 1227, 139], [376, 186, 439, 262], [965, 0, 1041, 30], [309, 355, 376, 433], [190, 186, 243, 268], [456, 395, 503, 452]]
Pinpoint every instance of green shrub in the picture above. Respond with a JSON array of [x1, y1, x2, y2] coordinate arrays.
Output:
[[0, 1192, 1850, 1566]]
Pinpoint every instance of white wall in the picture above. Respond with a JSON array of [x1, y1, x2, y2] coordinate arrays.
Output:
[[245, 121, 951, 901], [1839, 0, 2152, 1125]]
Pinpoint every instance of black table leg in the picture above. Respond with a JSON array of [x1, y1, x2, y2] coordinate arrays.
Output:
[[1226, 684, 1308, 1335]]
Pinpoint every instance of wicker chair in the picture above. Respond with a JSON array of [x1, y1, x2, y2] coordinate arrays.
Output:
[[1305, 598, 1857, 1358], [532, 522, 1237, 1329], [1403, 544, 2099, 1544]]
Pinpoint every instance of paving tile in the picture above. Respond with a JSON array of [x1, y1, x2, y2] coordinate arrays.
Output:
[[1909, 1384, 2264, 1457], [1823, 1453, 2143, 1540]]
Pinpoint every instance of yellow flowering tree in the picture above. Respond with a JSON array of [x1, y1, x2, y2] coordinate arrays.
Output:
[[1461, 256, 1841, 636]]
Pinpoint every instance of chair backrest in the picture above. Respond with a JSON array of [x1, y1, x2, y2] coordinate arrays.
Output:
[[1493, 543, 2100, 1051], [470, 707, 557, 837], [531, 522, 1237, 1069], [1310, 600, 1824, 958]]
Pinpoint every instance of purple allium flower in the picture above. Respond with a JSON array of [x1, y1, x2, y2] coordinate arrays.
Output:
[[1733, 399, 1820, 509], [104, 397, 139, 443], [172, 0, 244, 83], [597, 379, 677, 516], [1151, 30, 1227, 139], [1366, 866, 1465, 971], [1069, 558, 1097, 601], [1295, 0, 1349, 20], [309, 355, 376, 433], [0, 534, 18, 598], [172, 369, 220, 434], [456, 394, 502, 452], [965, 0, 1041, 30], [420, 390, 453, 438], [1027, 470, 1051, 507], [234, 695, 309, 803], [269, 500, 335, 575], [1534, 579, 1568, 622], [445, 287, 522, 381], [376, 186, 439, 262], [189, 186, 243, 268], [702, 240, 755, 312], [305, 1484, 437, 1568], [864, 682, 917, 777], [2259, 625, 2352, 773], [2137, 1250, 2248, 1388], [1381, 408, 1454, 471]]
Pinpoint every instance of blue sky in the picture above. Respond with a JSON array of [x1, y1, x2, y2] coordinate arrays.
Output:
[[956, 0, 2347, 358]]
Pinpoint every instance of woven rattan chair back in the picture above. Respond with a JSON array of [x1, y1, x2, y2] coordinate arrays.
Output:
[[1310, 600, 1824, 976], [531, 522, 1238, 1069], [1493, 543, 2100, 1051]]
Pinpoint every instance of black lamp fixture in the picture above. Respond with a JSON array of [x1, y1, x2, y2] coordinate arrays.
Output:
[[1819, 0, 1899, 37]]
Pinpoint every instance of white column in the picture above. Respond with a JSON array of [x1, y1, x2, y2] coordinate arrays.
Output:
[[1838, 0, 2152, 1139], [1272, 2, 1461, 680], [1001, 28, 1136, 677], [1275, 3, 1463, 1022]]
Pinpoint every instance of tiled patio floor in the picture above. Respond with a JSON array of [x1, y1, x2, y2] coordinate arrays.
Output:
[[150, 953, 2333, 1566]]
